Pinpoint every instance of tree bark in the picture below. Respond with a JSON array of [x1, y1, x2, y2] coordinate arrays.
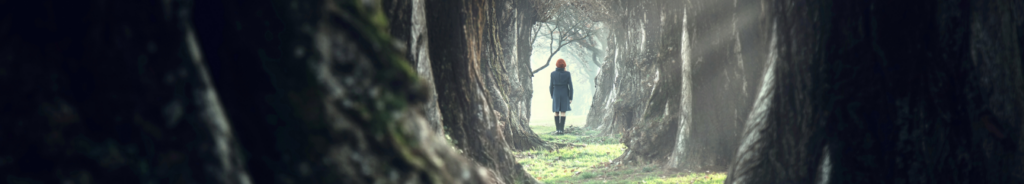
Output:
[[613, 0, 680, 166], [0, 0, 498, 183], [727, 0, 1024, 183], [425, 0, 542, 183], [387, 0, 545, 153], [383, 0, 444, 134], [662, 0, 768, 172], [506, 0, 548, 151], [589, 0, 769, 172], [0, 1, 249, 183], [584, 0, 648, 135]]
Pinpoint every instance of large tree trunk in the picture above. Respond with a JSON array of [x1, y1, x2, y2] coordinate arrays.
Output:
[[584, 0, 648, 135], [425, 0, 541, 183], [508, 0, 547, 151], [387, 0, 544, 153], [594, 0, 769, 172], [613, 0, 681, 166], [661, 0, 768, 171], [1, 0, 497, 183], [478, 0, 545, 152], [727, 0, 1024, 183], [396, 0, 543, 151], [0, 1, 249, 183], [383, 0, 445, 133]]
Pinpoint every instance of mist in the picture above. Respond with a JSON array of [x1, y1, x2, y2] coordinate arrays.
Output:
[[3, 0, 1023, 183]]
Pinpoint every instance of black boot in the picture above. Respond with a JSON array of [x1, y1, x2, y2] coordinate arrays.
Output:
[[559, 116, 567, 134], [554, 116, 562, 135]]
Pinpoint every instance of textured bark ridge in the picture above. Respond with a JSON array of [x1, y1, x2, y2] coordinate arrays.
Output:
[[425, 0, 541, 183], [394, 0, 544, 152], [474, 0, 546, 152], [661, 0, 769, 171], [510, 0, 547, 151], [499, 0, 548, 152], [588, 0, 769, 172], [726, 0, 1024, 183], [1, 0, 496, 183], [383, 0, 444, 133], [585, 0, 651, 135], [609, 0, 684, 166]]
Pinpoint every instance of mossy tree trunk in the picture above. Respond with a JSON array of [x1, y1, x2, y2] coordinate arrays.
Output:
[[0, 0, 498, 183]]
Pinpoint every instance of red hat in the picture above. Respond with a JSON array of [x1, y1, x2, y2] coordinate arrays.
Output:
[[556, 59, 566, 68]]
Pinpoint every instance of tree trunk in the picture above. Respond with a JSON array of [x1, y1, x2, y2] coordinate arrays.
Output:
[[613, 0, 681, 166], [383, 0, 444, 134], [387, 0, 544, 153], [0, 0, 498, 183], [425, 0, 541, 183], [584, 0, 647, 135], [506, 0, 547, 151], [0, 1, 249, 183], [589, 0, 768, 173], [661, 0, 769, 172], [727, 0, 1024, 183]]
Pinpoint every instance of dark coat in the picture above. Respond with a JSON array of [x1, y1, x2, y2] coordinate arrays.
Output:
[[550, 68, 573, 112]]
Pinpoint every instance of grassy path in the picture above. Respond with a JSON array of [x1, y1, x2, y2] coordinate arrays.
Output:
[[517, 116, 726, 184]]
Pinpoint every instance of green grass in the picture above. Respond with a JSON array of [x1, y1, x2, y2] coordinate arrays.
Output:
[[544, 165, 728, 184], [517, 116, 727, 184]]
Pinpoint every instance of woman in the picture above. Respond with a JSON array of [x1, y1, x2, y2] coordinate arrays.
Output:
[[550, 59, 573, 135]]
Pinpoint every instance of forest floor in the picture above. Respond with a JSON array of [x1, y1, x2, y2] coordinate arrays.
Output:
[[517, 116, 727, 184]]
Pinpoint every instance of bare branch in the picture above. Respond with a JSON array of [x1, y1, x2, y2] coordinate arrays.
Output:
[[530, 0, 603, 76], [531, 23, 543, 45]]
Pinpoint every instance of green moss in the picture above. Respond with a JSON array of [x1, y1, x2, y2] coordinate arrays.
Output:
[[332, 0, 446, 183], [334, 0, 423, 133]]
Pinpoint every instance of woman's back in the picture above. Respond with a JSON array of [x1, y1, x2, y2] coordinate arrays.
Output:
[[550, 67, 573, 112], [550, 69, 571, 86], [550, 59, 574, 135]]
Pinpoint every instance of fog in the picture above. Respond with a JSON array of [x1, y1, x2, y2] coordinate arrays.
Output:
[[529, 21, 607, 122], [7, 0, 1022, 183]]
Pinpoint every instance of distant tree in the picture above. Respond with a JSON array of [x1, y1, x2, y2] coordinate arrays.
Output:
[[531, 1, 600, 75]]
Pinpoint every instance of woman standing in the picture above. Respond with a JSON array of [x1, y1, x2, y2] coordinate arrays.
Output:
[[550, 59, 573, 135]]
